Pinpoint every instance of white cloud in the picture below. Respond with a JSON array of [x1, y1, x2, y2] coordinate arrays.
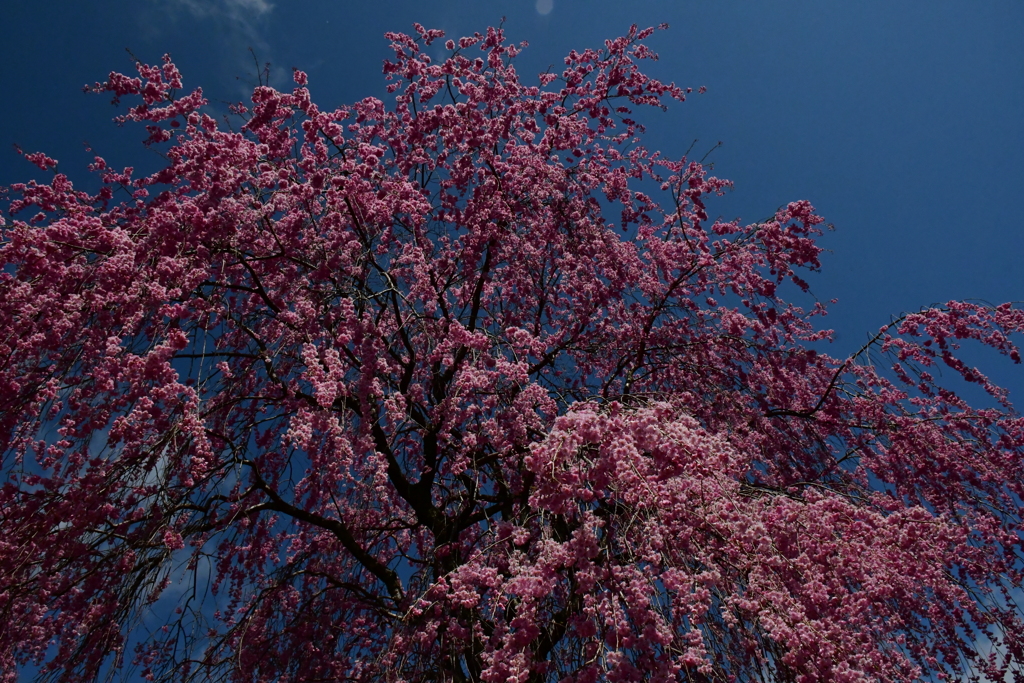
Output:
[[170, 0, 274, 21], [148, 0, 283, 93], [227, 0, 274, 15]]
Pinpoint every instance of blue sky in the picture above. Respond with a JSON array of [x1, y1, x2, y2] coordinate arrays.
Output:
[[3, 4, 1024, 679], [4, 0, 1023, 390]]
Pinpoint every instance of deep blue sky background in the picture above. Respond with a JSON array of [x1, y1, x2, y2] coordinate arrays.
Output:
[[4, 0, 1023, 391], [2, 2, 1024, 679]]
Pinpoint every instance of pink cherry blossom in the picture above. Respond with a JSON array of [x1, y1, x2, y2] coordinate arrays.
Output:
[[2, 24, 1023, 683]]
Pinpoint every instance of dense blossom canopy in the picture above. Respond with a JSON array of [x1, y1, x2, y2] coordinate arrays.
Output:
[[2, 24, 1024, 683]]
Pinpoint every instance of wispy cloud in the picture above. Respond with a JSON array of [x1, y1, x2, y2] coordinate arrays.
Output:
[[146, 0, 285, 95], [170, 0, 274, 25]]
